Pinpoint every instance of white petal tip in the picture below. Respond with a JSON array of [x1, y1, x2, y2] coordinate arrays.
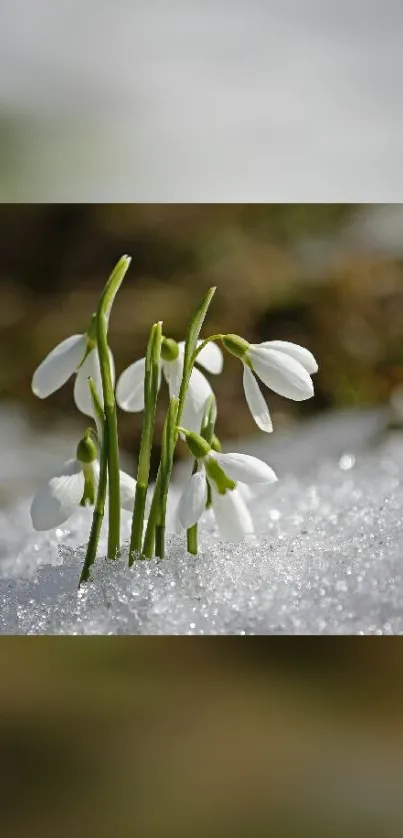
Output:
[[31, 381, 47, 399], [257, 419, 274, 433], [242, 366, 273, 432]]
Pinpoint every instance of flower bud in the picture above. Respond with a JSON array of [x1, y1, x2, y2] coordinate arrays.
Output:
[[76, 431, 98, 464], [161, 337, 180, 362], [222, 334, 250, 360]]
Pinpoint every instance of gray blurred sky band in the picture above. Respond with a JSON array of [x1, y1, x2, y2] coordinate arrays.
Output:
[[1, 0, 403, 200]]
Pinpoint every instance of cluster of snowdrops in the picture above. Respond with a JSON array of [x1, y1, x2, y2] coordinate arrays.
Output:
[[30, 256, 318, 585]]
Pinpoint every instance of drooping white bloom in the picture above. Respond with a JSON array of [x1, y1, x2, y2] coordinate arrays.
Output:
[[224, 335, 318, 433], [116, 339, 223, 432], [31, 329, 114, 417], [177, 449, 277, 543], [30, 449, 136, 532]]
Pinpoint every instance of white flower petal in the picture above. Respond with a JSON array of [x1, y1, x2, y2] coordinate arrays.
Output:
[[211, 452, 277, 485], [195, 341, 223, 374], [165, 489, 183, 534], [119, 470, 137, 512], [30, 459, 84, 531], [177, 471, 208, 529], [116, 357, 146, 412], [91, 460, 100, 487], [236, 482, 254, 503], [74, 348, 115, 417], [32, 334, 87, 398], [236, 481, 277, 534], [211, 487, 254, 543], [249, 346, 314, 401], [259, 341, 318, 374], [242, 365, 273, 433], [182, 367, 214, 433], [164, 357, 184, 400], [177, 339, 223, 374]]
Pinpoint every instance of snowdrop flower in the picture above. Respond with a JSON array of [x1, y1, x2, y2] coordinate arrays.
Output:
[[31, 315, 114, 417], [30, 430, 136, 531], [116, 336, 223, 432], [223, 335, 318, 433], [177, 432, 277, 542]]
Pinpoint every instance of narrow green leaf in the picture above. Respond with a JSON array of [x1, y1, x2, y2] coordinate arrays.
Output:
[[178, 286, 216, 423], [183, 286, 216, 377]]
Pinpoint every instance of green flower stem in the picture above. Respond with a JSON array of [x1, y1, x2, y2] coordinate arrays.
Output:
[[143, 397, 179, 559], [191, 334, 224, 367], [186, 524, 198, 555], [96, 255, 131, 559], [79, 379, 108, 586], [155, 397, 179, 559], [142, 466, 162, 558], [186, 457, 199, 555], [129, 321, 162, 563], [186, 394, 217, 555]]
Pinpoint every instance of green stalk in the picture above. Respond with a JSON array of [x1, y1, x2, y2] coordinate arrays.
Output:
[[155, 397, 179, 559], [143, 398, 179, 559], [177, 290, 217, 428], [129, 321, 162, 563], [96, 255, 131, 558], [79, 379, 108, 586], [142, 466, 162, 558], [186, 450, 199, 556], [186, 524, 198, 555], [191, 333, 224, 367], [186, 394, 217, 555]]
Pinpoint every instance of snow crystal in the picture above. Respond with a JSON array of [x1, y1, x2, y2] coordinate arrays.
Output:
[[1, 409, 403, 635]]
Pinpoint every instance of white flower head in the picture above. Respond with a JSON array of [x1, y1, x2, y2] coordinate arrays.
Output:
[[116, 337, 223, 432], [177, 435, 277, 543], [31, 314, 114, 417], [30, 430, 136, 532], [223, 334, 318, 433]]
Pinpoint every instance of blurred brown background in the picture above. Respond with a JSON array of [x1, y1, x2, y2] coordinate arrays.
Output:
[[2, 638, 403, 838], [1, 203, 403, 471]]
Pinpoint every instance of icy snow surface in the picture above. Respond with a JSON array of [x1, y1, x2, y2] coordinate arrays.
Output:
[[1, 407, 403, 635]]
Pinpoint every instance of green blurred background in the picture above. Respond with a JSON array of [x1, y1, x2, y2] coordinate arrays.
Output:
[[2, 205, 403, 837], [1, 203, 403, 468]]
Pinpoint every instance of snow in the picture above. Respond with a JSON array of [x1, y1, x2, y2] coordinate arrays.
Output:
[[1, 407, 403, 635]]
